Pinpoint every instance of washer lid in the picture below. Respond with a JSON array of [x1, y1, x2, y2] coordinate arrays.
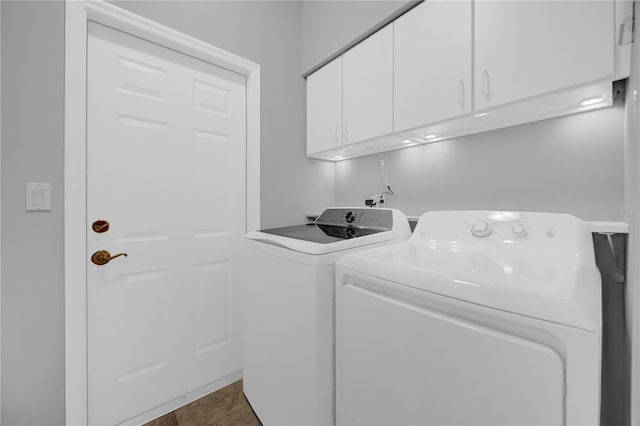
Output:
[[258, 223, 386, 244], [246, 208, 412, 255], [246, 229, 395, 255], [337, 211, 602, 331]]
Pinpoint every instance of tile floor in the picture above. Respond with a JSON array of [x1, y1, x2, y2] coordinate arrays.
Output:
[[144, 380, 261, 426]]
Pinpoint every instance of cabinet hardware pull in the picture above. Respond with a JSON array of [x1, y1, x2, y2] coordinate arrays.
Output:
[[619, 17, 634, 45], [458, 78, 465, 109], [482, 70, 491, 102]]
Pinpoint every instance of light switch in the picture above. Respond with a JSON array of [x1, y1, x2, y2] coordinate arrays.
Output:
[[26, 182, 51, 211]]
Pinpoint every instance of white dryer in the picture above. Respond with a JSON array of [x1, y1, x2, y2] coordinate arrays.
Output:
[[335, 210, 602, 426], [243, 208, 411, 426]]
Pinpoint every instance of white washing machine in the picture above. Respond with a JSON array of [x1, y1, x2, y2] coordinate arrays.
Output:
[[243, 207, 411, 426], [335, 210, 602, 426]]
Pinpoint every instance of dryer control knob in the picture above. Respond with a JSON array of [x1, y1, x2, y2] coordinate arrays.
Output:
[[512, 223, 528, 238], [471, 220, 493, 238]]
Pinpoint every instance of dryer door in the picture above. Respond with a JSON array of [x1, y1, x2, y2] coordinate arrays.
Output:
[[337, 284, 565, 426]]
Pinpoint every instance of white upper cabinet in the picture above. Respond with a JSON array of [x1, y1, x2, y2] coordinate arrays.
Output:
[[307, 56, 343, 155], [394, 1, 472, 132], [305, 0, 628, 160], [342, 24, 394, 145], [474, 1, 615, 110]]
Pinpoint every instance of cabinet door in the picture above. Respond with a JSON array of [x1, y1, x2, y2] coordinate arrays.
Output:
[[475, 1, 614, 110], [394, 1, 472, 132], [307, 57, 342, 155], [343, 24, 393, 144]]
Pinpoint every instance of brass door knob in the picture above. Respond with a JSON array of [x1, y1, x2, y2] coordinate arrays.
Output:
[[91, 250, 128, 266]]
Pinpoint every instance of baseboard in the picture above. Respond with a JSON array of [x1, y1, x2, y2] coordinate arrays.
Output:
[[119, 369, 244, 426]]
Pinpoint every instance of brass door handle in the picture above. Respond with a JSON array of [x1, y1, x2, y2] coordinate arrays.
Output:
[[91, 250, 128, 266]]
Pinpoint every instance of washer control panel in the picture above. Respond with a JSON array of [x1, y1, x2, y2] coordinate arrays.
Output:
[[316, 208, 393, 230]]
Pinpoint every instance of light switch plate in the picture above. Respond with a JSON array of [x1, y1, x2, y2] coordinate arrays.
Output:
[[26, 182, 51, 211]]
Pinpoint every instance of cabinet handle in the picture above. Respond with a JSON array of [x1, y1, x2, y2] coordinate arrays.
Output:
[[482, 69, 491, 102], [334, 124, 339, 145], [344, 120, 349, 142], [457, 78, 465, 109]]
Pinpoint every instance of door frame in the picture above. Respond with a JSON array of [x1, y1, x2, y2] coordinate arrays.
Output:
[[64, 1, 261, 424], [0, 1, 3, 421]]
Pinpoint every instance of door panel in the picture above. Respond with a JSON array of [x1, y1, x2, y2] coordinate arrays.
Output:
[[306, 56, 342, 155], [339, 284, 564, 426], [394, 0, 472, 131], [87, 22, 246, 425], [474, 0, 614, 109], [193, 262, 230, 354], [342, 25, 393, 144]]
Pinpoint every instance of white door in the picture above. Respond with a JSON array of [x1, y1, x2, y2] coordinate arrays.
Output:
[[306, 56, 342, 155], [86, 22, 246, 425], [393, 0, 472, 132], [342, 24, 393, 144]]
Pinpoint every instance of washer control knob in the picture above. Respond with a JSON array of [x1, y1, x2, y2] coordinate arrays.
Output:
[[512, 223, 528, 238], [345, 211, 356, 224], [471, 220, 493, 238]]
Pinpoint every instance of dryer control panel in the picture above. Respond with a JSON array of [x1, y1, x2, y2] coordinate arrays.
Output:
[[469, 219, 529, 239], [411, 210, 591, 254], [316, 208, 393, 230]]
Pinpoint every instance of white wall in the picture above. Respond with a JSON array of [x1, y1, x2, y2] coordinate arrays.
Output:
[[1, 1, 66, 425], [300, 0, 415, 73], [335, 101, 624, 221], [111, 0, 334, 229]]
